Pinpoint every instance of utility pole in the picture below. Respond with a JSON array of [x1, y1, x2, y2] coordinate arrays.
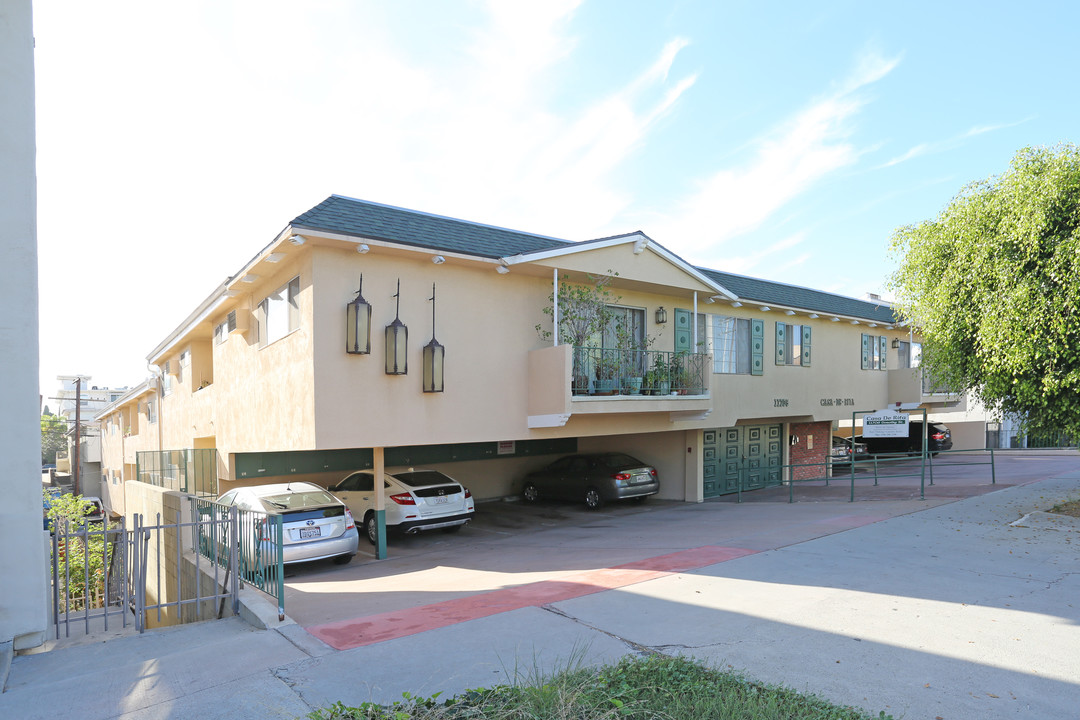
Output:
[[74, 377, 81, 496]]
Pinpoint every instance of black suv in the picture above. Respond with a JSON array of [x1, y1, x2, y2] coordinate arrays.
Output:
[[856, 421, 952, 455]]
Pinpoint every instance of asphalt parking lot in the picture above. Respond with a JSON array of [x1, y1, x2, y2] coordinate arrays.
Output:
[[278, 450, 1080, 631]]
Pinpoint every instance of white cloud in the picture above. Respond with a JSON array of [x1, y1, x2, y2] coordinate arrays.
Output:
[[880, 116, 1034, 168], [655, 50, 900, 268]]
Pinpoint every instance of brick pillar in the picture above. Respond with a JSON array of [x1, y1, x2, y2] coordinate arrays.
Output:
[[789, 421, 831, 481]]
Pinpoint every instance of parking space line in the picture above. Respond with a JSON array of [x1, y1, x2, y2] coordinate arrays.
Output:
[[305, 545, 757, 650]]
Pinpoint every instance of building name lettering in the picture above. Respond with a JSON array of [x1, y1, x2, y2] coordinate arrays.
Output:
[[820, 398, 855, 407]]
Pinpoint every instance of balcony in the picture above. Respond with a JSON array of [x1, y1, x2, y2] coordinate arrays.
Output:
[[528, 345, 712, 428], [887, 366, 963, 407]]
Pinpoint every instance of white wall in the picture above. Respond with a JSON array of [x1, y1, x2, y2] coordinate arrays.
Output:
[[0, 0, 49, 649]]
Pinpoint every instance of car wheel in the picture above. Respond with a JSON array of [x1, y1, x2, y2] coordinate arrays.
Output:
[[523, 482, 539, 502], [363, 512, 377, 546], [442, 524, 463, 534], [333, 553, 354, 565], [584, 487, 604, 511]]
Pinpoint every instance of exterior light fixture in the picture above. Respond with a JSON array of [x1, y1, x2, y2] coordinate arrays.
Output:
[[784, 310, 795, 316], [655, 307, 668, 324], [730, 301, 743, 308], [357, 243, 370, 254], [346, 274, 371, 355], [288, 234, 306, 246], [423, 283, 445, 393], [891, 338, 901, 349], [432, 255, 446, 264], [384, 279, 408, 375]]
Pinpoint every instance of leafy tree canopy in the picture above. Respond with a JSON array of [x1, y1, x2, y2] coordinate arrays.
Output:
[[889, 144, 1080, 438], [41, 411, 69, 465]]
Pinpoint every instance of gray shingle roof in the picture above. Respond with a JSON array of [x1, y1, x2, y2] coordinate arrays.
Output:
[[291, 195, 573, 259], [291, 195, 897, 324], [697, 268, 899, 324]]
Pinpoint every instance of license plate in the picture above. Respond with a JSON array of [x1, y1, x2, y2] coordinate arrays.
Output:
[[299, 527, 322, 539], [631, 474, 649, 484], [435, 496, 448, 504]]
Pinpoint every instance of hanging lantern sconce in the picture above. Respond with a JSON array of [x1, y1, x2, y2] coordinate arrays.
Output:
[[384, 279, 408, 375], [423, 283, 445, 393], [346, 274, 372, 355], [655, 306, 668, 324]]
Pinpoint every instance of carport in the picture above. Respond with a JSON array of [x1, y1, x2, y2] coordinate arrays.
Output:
[[230, 438, 577, 558]]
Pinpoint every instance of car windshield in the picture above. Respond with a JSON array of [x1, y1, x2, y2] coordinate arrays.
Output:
[[393, 471, 455, 487], [598, 454, 643, 469], [258, 490, 337, 511]]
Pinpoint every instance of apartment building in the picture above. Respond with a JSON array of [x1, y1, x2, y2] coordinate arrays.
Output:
[[99, 195, 951, 515]]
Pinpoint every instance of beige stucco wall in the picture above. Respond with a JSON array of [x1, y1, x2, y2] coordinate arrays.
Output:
[[99, 219, 913, 506], [0, 0, 49, 650]]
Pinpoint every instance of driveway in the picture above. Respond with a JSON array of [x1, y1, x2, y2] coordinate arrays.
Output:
[[280, 450, 1077, 630]]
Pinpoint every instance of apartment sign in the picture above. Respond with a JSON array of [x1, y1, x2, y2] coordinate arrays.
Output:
[[863, 410, 910, 438]]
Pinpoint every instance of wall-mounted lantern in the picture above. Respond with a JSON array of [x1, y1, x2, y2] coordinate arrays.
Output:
[[891, 338, 901, 349], [346, 274, 371, 355], [385, 279, 408, 375], [655, 306, 668, 324], [423, 282, 445, 393]]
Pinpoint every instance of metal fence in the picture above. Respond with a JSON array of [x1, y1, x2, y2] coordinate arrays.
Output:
[[769, 448, 999, 503], [50, 508, 244, 638], [136, 449, 218, 496], [50, 517, 129, 638], [192, 498, 285, 620], [572, 347, 709, 396]]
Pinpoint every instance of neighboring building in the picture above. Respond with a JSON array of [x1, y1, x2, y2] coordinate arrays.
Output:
[[0, 0, 49, 651], [50, 376, 125, 500], [54, 374, 127, 420], [98, 196, 956, 512]]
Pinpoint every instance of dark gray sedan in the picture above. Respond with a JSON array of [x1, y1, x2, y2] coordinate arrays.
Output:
[[521, 453, 659, 510]]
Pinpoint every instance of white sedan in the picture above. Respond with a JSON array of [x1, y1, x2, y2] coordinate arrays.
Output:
[[330, 468, 475, 544]]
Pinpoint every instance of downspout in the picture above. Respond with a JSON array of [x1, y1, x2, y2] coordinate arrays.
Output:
[[693, 292, 698, 349], [553, 268, 559, 346]]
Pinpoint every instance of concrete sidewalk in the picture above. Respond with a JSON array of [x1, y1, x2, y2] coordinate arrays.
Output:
[[2, 464, 1078, 720]]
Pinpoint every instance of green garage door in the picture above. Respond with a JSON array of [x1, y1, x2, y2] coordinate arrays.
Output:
[[703, 424, 783, 498]]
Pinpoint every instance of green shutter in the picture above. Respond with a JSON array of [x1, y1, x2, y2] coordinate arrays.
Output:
[[879, 335, 888, 371], [861, 334, 870, 370], [801, 325, 812, 366], [751, 319, 764, 376], [674, 308, 692, 353], [775, 322, 786, 365]]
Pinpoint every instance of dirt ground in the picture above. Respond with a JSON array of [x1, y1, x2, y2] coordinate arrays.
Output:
[[1050, 498, 1080, 517]]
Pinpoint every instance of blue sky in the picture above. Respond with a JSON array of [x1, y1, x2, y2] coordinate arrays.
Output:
[[33, 0, 1079, 393]]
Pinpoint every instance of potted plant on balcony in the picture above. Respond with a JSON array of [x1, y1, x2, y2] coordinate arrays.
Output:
[[536, 272, 620, 395], [652, 354, 672, 395], [594, 351, 620, 395]]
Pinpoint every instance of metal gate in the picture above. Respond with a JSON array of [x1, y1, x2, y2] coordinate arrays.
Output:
[[703, 424, 783, 498], [50, 509, 241, 638]]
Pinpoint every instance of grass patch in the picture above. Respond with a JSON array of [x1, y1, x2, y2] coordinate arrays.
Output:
[[306, 654, 893, 720], [1048, 498, 1080, 517]]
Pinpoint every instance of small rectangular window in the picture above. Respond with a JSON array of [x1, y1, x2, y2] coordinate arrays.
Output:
[[260, 276, 301, 347]]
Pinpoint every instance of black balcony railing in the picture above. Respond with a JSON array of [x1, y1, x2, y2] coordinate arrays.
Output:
[[570, 347, 708, 396]]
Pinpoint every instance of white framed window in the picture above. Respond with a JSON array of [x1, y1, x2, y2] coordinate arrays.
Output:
[[776, 322, 811, 367], [147, 399, 157, 424], [861, 334, 887, 370], [712, 316, 751, 374], [897, 340, 921, 369], [259, 276, 301, 347]]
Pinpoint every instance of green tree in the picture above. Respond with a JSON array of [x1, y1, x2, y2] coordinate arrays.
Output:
[[889, 144, 1080, 438], [41, 411, 69, 464]]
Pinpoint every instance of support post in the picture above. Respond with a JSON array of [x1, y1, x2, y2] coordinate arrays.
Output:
[[373, 447, 387, 560]]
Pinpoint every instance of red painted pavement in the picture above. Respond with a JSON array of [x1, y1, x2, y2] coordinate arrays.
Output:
[[306, 545, 757, 650]]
